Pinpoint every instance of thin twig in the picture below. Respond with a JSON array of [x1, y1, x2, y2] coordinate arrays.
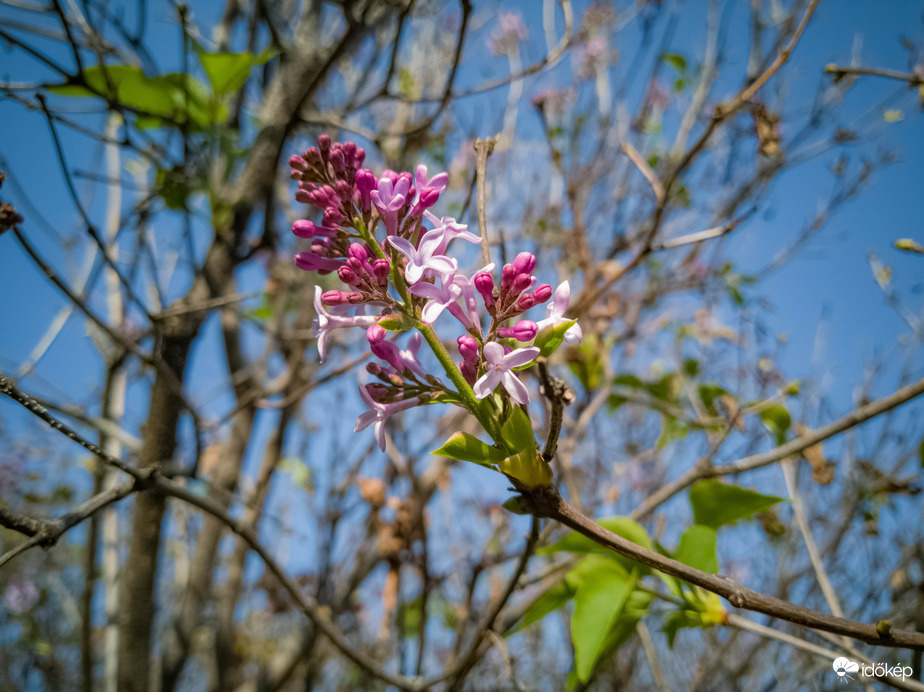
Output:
[[825, 64, 924, 88], [631, 374, 924, 520], [473, 136, 498, 268], [621, 142, 664, 203]]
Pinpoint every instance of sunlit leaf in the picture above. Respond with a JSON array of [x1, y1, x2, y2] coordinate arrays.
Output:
[[689, 480, 785, 529]]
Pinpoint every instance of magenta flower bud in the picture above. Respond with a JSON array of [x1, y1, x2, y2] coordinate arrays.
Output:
[[515, 294, 536, 311], [367, 324, 387, 343], [501, 263, 517, 291], [292, 219, 315, 238], [294, 252, 341, 274], [338, 265, 358, 285], [396, 171, 413, 188], [366, 362, 383, 376], [304, 147, 322, 167], [347, 243, 368, 262], [372, 258, 390, 279], [323, 207, 345, 227], [321, 290, 349, 305], [318, 134, 331, 154], [474, 272, 495, 308], [457, 335, 479, 363], [354, 147, 366, 168], [295, 189, 311, 204], [512, 252, 536, 276], [342, 141, 356, 163], [498, 320, 538, 342], [335, 179, 352, 202], [347, 291, 365, 304], [288, 154, 308, 173], [330, 149, 345, 174], [418, 186, 440, 208], [380, 169, 399, 183], [510, 273, 532, 297], [531, 283, 553, 303], [365, 383, 391, 403], [355, 169, 376, 193], [460, 361, 478, 386], [310, 239, 332, 255]]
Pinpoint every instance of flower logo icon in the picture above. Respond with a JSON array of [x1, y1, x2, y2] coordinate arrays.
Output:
[[833, 657, 859, 681]]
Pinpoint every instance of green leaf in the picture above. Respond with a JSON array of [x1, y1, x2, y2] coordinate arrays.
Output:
[[760, 404, 791, 445], [501, 406, 535, 453], [662, 53, 687, 71], [49, 65, 218, 129], [539, 517, 652, 574], [502, 496, 532, 515], [657, 415, 689, 449], [535, 319, 577, 358], [674, 525, 719, 573], [397, 596, 422, 638], [698, 383, 729, 416], [510, 578, 575, 634], [612, 373, 645, 388], [663, 587, 725, 647], [198, 48, 275, 96], [430, 432, 505, 467], [895, 238, 924, 255], [566, 558, 636, 682], [689, 480, 785, 529]]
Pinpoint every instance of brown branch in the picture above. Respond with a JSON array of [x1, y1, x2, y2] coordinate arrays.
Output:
[[825, 64, 924, 88], [621, 142, 664, 204], [632, 374, 924, 521], [0, 477, 139, 569], [473, 136, 498, 268], [525, 485, 924, 651]]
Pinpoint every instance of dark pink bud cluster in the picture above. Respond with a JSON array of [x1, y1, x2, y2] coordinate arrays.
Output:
[[474, 252, 552, 321], [331, 243, 390, 303]]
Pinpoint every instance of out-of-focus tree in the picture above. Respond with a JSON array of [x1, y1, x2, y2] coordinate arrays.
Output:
[[1, 1, 923, 691]]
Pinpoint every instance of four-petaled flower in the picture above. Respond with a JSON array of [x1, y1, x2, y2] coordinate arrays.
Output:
[[473, 342, 539, 405], [388, 229, 458, 284], [355, 385, 421, 451], [535, 280, 583, 345]]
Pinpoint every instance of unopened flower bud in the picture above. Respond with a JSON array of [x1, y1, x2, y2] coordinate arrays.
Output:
[[347, 243, 368, 262], [336, 262, 354, 281], [512, 252, 536, 276], [366, 324, 387, 343], [498, 320, 538, 342], [321, 290, 349, 305], [531, 283, 553, 303], [510, 273, 531, 297], [457, 335, 479, 363], [372, 258, 390, 279], [474, 272, 495, 308], [501, 263, 517, 291]]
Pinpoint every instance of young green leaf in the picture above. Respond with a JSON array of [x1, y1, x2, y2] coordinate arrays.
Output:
[[538, 516, 652, 574], [674, 525, 719, 573], [430, 432, 505, 467], [566, 558, 636, 682], [534, 319, 577, 357], [689, 479, 785, 529], [760, 404, 791, 445]]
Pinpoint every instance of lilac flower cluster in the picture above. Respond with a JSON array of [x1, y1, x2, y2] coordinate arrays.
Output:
[[290, 135, 582, 451]]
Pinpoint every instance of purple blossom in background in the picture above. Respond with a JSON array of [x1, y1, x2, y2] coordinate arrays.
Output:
[[388, 229, 458, 284], [423, 212, 483, 253], [4, 577, 38, 615], [473, 342, 539, 405], [489, 11, 528, 55]]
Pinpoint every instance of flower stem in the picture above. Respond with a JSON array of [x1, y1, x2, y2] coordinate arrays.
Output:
[[418, 324, 502, 442]]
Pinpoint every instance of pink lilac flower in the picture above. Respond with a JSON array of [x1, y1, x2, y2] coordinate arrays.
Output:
[[388, 229, 457, 284], [355, 384, 421, 451], [415, 165, 449, 195], [535, 280, 583, 345], [423, 212, 483, 253], [371, 176, 411, 235], [410, 276, 464, 324], [311, 286, 378, 363], [473, 342, 540, 405]]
